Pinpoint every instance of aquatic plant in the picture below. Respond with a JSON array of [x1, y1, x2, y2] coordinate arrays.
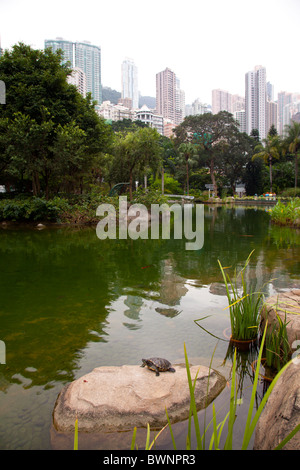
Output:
[[218, 250, 264, 341], [264, 314, 292, 374]]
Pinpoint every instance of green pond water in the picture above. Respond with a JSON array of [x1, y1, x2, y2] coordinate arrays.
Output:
[[0, 204, 300, 450]]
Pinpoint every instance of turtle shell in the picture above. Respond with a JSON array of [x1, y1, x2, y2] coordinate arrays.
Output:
[[144, 357, 172, 371]]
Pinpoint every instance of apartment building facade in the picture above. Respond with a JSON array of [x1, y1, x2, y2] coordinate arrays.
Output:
[[156, 67, 184, 126], [45, 38, 102, 104], [245, 65, 267, 140], [121, 58, 139, 109]]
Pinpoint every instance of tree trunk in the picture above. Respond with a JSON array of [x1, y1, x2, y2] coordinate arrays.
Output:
[[269, 157, 273, 193], [32, 171, 40, 196], [129, 170, 133, 202], [45, 171, 49, 200], [295, 154, 298, 190], [210, 157, 217, 196], [161, 167, 164, 195], [186, 159, 189, 196]]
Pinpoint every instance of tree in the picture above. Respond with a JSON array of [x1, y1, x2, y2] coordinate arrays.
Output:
[[177, 142, 198, 195], [0, 43, 112, 195], [252, 134, 281, 193], [284, 121, 300, 189], [174, 111, 240, 196], [219, 131, 253, 194], [250, 129, 260, 142], [111, 127, 162, 200]]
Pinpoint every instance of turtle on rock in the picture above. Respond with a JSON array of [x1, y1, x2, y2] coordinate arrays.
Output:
[[141, 357, 176, 376]]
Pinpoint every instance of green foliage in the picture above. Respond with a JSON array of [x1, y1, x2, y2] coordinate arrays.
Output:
[[131, 188, 168, 207], [110, 127, 162, 200], [270, 198, 300, 226], [0, 42, 113, 196], [0, 196, 70, 222], [150, 174, 182, 194], [279, 187, 300, 197], [174, 111, 245, 196]]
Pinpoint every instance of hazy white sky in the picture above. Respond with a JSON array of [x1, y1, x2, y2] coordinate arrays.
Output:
[[0, 0, 299, 104]]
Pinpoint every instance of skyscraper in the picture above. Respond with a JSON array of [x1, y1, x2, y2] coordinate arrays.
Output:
[[156, 67, 184, 125], [245, 65, 267, 140], [44, 38, 102, 105], [74, 41, 102, 105], [121, 58, 139, 109], [156, 68, 176, 123], [45, 38, 74, 66]]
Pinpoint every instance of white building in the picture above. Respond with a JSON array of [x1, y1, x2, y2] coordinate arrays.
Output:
[[67, 67, 87, 98], [279, 93, 300, 133], [121, 58, 139, 109], [185, 98, 211, 117], [234, 110, 246, 133], [97, 101, 135, 121], [135, 105, 164, 135], [245, 65, 267, 140]]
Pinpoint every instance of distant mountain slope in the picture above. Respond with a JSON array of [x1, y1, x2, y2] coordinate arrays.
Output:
[[102, 86, 121, 104], [102, 86, 156, 109], [139, 96, 156, 109]]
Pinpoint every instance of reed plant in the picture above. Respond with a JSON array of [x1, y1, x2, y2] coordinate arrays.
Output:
[[218, 250, 264, 341], [265, 314, 292, 373]]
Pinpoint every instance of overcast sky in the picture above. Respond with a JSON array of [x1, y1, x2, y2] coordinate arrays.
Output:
[[0, 0, 299, 104]]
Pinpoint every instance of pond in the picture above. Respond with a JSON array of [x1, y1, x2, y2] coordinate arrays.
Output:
[[0, 204, 300, 450]]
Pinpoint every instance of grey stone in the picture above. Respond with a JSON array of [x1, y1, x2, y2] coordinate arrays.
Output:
[[53, 363, 226, 433], [260, 289, 300, 347], [254, 361, 300, 450]]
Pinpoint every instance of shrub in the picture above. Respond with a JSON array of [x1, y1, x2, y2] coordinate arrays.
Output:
[[271, 199, 300, 226], [279, 187, 300, 198], [0, 197, 70, 222]]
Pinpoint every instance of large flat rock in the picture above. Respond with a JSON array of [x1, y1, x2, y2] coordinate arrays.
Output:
[[53, 363, 226, 433]]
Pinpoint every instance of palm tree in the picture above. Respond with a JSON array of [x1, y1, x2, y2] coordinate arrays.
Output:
[[177, 142, 198, 195], [252, 134, 281, 193], [284, 121, 300, 190]]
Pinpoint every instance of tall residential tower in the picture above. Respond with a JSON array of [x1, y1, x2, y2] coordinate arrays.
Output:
[[245, 65, 267, 140], [121, 58, 139, 109], [45, 38, 102, 104], [156, 67, 184, 126]]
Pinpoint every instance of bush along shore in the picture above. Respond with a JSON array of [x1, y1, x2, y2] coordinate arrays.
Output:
[[270, 198, 300, 228], [0, 189, 169, 225]]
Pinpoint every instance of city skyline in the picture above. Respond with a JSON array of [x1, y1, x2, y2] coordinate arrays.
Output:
[[0, 0, 299, 105]]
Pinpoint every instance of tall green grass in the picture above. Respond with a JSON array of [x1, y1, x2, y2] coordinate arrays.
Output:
[[218, 250, 264, 341], [265, 314, 292, 373]]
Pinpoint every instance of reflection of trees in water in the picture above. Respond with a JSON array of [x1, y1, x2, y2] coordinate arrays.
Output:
[[158, 258, 187, 307]]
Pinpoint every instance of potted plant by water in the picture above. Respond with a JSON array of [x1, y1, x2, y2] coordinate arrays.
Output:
[[219, 250, 264, 349]]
